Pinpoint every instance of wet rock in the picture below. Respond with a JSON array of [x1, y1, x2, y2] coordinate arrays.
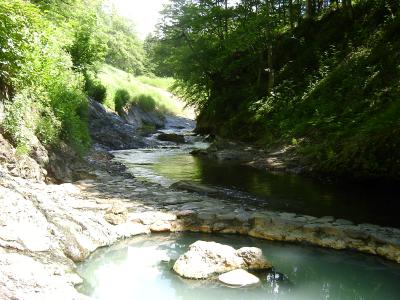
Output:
[[150, 220, 171, 232], [173, 241, 272, 279], [266, 270, 291, 286], [190, 149, 208, 156], [170, 181, 222, 197], [218, 269, 260, 286], [157, 133, 185, 144], [104, 205, 128, 225]]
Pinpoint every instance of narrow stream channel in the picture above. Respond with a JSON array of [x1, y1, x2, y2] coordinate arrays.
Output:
[[112, 143, 400, 228]]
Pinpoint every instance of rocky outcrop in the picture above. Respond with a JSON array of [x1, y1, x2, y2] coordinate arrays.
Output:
[[0, 134, 45, 181], [121, 105, 165, 129], [173, 241, 271, 279], [193, 138, 306, 175], [88, 99, 147, 150], [0, 170, 149, 299], [1, 144, 400, 298]]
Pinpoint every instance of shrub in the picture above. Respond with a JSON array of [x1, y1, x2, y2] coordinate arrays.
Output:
[[134, 94, 156, 112], [114, 89, 130, 115], [2, 91, 37, 150], [85, 74, 107, 103]]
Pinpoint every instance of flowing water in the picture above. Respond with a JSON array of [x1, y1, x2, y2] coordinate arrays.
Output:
[[113, 144, 400, 228], [79, 118, 400, 299], [77, 233, 400, 300]]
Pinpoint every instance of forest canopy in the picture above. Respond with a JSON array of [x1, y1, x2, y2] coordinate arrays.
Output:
[[148, 0, 400, 179]]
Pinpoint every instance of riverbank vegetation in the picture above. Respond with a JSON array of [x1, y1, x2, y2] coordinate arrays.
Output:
[[97, 64, 179, 114], [149, 0, 400, 180], [0, 0, 172, 155], [1, 0, 399, 181]]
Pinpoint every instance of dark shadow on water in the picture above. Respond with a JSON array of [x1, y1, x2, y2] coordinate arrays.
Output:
[[149, 153, 400, 227]]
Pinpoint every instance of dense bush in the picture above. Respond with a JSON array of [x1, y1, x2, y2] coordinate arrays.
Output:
[[84, 74, 107, 103], [152, 0, 400, 180], [0, 0, 91, 154], [133, 94, 156, 112], [114, 89, 131, 115]]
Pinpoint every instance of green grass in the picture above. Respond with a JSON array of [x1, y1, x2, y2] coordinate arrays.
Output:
[[136, 75, 175, 91], [97, 64, 181, 114]]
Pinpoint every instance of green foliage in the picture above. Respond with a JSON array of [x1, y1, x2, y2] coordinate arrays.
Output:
[[0, 0, 91, 154], [114, 89, 131, 115], [104, 12, 146, 75], [152, 0, 400, 180], [68, 14, 108, 72], [84, 73, 107, 103], [136, 76, 175, 91], [133, 94, 156, 112], [2, 91, 37, 150], [98, 64, 184, 115]]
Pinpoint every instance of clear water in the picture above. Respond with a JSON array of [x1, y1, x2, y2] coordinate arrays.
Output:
[[113, 147, 400, 227], [77, 233, 400, 300]]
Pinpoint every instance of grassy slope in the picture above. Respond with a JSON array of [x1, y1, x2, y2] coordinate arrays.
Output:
[[97, 64, 181, 114]]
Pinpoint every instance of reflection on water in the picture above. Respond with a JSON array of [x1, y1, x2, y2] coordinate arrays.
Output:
[[77, 233, 400, 300], [113, 148, 400, 227]]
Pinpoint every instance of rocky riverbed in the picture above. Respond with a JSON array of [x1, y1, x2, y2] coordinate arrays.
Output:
[[1, 147, 400, 299], [1, 100, 400, 299]]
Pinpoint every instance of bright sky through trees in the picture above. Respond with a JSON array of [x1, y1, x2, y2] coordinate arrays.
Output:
[[107, 0, 170, 39]]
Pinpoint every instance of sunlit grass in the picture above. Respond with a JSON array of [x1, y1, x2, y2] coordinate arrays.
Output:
[[97, 64, 181, 114], [136, 75, 174, 91]]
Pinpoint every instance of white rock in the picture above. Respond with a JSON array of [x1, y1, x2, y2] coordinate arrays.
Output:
[[173, 240, 271, 279], [218, 269, 260, 286]]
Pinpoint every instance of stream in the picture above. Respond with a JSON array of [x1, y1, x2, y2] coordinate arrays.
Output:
[[77, 116, 400, 299], [111, 118, 400, 228]]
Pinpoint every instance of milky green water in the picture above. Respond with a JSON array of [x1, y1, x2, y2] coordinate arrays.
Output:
[[77, 233, 400, 300]]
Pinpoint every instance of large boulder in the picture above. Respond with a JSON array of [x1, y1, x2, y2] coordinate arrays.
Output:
[[173, 241, 272, 279]]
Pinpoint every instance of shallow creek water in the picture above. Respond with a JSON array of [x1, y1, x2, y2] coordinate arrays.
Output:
[[77, 233, 400, 300], [112, 144, 400, 228], [79, 120, 400, 299]]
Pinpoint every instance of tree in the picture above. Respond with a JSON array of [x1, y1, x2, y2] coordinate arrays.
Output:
[[103, 11, 146, 75]]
